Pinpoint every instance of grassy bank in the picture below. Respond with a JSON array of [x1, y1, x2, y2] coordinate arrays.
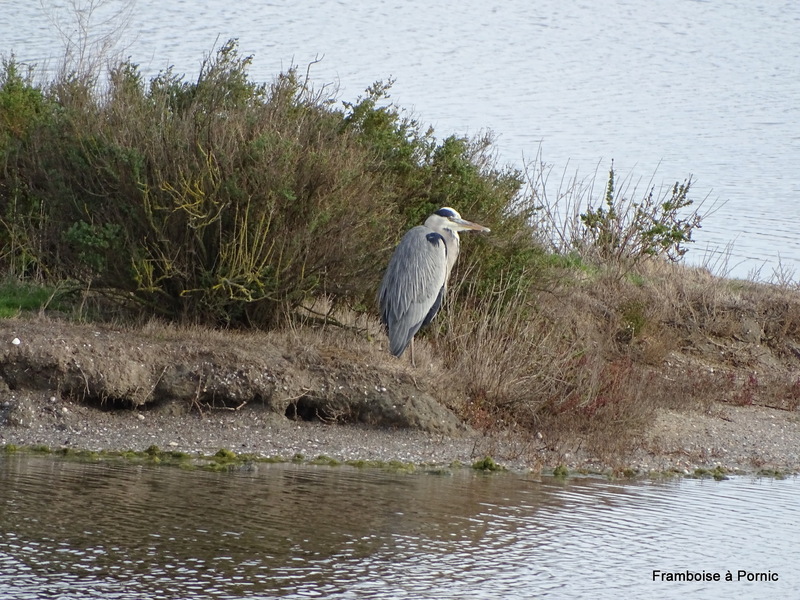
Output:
[[2, 41, 799, 459]]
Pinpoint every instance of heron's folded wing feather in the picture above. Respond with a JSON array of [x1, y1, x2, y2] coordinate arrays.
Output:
[[378, 227, 448, 356]]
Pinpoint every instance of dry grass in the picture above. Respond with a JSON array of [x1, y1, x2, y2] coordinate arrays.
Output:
[[423, 256, 800, 460]]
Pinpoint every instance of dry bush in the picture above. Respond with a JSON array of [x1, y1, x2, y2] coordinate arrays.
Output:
[[438, 275, 575, 420], [438, 275, 667, 458], [437, 266, 661, 441], [645, 260, 800, 356]]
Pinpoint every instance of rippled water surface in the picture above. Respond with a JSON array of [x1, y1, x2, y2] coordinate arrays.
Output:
[[1, 454, 798, 599], [2, 0, 800, 278]]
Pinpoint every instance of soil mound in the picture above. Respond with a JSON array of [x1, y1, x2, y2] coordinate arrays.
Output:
[[0, 318, 468, 436]]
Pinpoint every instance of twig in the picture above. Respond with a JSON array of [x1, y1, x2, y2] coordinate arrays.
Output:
[[212, 400, 249, 412]]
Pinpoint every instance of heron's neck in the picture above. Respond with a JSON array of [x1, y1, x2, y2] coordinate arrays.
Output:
[[441, 228, 461, 281]]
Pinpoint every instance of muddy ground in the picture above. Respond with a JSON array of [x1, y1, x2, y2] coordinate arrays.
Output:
[[1, 317, 799, 475]]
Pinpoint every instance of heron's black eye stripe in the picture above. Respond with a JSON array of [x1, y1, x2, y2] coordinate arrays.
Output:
[[434, 208, 457, 218]]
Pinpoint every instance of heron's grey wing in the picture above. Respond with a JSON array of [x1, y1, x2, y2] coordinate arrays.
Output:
[[378, 226, 448, 357]]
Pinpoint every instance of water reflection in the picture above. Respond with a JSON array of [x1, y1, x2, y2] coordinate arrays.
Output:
[[1, 454, 798, 599]]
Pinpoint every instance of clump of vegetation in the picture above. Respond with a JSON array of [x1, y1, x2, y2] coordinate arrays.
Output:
[[0, 41, 532, 327], [213, 448, 238, 462], [472, 456, 504, 471], [691, 466, 729, 481], [311, 455, 341, 466]]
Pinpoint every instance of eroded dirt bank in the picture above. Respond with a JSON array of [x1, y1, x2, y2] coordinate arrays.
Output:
[[1, 317, 799, 475]]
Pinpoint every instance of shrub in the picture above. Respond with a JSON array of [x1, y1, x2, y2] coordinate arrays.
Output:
[[0, 41, 541, 326], [0, 43, 405, 324]]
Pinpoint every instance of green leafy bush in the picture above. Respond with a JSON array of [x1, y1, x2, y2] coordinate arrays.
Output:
[[579, 163, 702, 267], [0, 57, 52, 146]]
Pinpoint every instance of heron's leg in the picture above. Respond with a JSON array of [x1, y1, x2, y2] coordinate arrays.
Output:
[[410, 338, 416, 368]]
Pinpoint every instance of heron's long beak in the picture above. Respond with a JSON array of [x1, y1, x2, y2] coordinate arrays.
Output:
[[453, 218, 491, 233]]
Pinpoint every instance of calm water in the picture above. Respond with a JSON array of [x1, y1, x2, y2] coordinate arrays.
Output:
[[0, 454, 798, 599], [2, 1, 799, 280]]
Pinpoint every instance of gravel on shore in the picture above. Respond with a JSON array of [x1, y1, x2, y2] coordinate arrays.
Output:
[[2, 390, 799, 476]]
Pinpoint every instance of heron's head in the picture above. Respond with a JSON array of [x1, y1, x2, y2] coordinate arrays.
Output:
[[426, 207, 491, 234]]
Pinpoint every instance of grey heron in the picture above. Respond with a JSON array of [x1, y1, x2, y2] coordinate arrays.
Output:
[[378, 207, 490, 365]]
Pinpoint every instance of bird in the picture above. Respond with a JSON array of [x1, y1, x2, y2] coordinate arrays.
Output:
[[378, 207, 490, 365]]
